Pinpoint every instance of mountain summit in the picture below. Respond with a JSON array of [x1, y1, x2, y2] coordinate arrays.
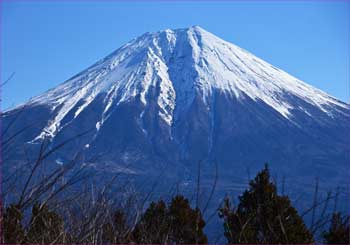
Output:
[[3, 26, 349, 211], [23, 26, 347, 141]]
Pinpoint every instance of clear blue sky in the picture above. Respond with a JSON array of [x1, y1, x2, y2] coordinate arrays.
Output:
[[1, 1, 349, 109]]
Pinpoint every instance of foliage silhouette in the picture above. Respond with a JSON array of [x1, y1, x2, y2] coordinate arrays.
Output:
[[219, 164, 314, 244]]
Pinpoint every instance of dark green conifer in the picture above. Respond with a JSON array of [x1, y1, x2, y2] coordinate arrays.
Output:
[[133, 195, 207, 244], [133, 200, 169, 243], [219, 164, 314, 244], [323, 212, 350, 244], [26, 203, 66, 244], [3, 204, 25, 244], [168, 195, 208, 244], [102, 209, 132, 244]]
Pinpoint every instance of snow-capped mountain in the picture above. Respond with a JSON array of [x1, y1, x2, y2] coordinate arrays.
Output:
[[20, 26, 348, 135], [3, 26, 349, 212]]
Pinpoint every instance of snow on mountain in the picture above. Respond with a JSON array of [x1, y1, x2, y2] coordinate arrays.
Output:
[[17, 26, 346, 142], [1, 26, 350, 239], [3, 27, 349, 220]]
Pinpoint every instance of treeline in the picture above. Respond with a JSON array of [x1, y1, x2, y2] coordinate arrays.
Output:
[[2, 165, 349, 244]]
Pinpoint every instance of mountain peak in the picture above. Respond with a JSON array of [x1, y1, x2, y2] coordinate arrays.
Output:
[[161, 25, 207, 34], [19, 27, 347, 140], [3, 27, 349, 225], [186, 25, 208, 33], [136, 25, 222, 50]]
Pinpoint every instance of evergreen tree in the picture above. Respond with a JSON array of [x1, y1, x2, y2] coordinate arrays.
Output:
[[3, 204, 25, 244], [102, 209, 132, 244], [168, 195, 207, 244], [219, 164, 314, 244], [26, 203, 66, 244], [323, 212, 350, 244], [133, 200, 169, 243], [133, 195, 208, 244]]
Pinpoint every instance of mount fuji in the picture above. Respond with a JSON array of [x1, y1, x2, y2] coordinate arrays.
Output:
[[3, 26, 349, 214]]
